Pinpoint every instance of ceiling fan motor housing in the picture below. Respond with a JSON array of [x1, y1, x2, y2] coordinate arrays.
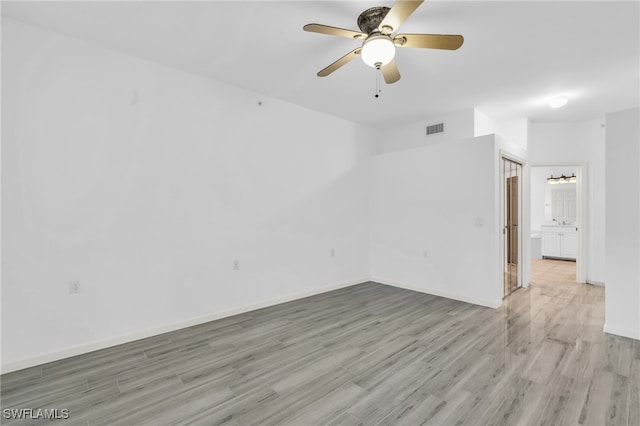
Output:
[[357, 6, 390, 34]]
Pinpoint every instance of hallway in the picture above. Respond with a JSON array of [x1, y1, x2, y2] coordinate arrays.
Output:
[[531, 258, 577, 287]]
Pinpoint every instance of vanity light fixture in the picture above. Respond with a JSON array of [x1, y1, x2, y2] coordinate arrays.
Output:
[[547, 173, 577, 184]]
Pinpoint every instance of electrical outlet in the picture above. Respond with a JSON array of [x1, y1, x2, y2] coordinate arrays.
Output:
[[69, 280, 81, 294], [233, 260, 240, 270], [423, 251, 429, 259]]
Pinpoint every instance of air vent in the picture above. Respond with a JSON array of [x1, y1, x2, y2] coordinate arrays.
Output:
[[426, 122, 445, 136]]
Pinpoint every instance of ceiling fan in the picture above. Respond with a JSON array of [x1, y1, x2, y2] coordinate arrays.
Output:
[[303, 0, 463, 84]]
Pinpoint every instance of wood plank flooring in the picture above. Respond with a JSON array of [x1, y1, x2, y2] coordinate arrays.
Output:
[[2, 260, 638, 425]]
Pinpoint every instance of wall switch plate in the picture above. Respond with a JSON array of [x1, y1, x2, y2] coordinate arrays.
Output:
[[424, 251, 429, 259], [475, 218, 485, 227], [233, 260, 240, 270], [331, 248, 335, 257], [69, 280, 81, 294]]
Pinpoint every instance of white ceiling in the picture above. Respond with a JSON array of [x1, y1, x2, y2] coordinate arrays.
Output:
[[3, 1, 639, 128]]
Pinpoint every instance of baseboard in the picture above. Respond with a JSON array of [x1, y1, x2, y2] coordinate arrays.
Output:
[[603, 323, 640, 341], [586, 280, 605, 287], [1, 277, 369, 374], [371, 277, 502, 309]]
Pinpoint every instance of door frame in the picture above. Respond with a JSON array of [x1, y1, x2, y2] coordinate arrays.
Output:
[[500, 152, 526, 297], [528, 162, 587, 283]]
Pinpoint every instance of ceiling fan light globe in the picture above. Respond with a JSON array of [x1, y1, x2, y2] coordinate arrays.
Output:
[[361, 35, 395, 68]]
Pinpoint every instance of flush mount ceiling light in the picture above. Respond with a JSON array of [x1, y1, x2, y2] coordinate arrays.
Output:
[[549, 96, 569, 109], [547, 173, 577, 184], [361, 33, 396, 68]]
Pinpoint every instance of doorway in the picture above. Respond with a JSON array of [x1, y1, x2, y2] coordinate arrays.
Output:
[[529, 164, 586, 284], [503, 157, 522, 297]]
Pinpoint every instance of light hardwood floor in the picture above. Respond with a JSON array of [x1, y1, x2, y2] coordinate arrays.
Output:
[[2, 262, 638, 425]]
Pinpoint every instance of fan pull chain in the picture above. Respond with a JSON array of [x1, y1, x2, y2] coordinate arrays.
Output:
[[374, 68, 382, 98]]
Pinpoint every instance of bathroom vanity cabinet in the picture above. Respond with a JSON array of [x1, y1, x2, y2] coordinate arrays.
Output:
[[541, 225, 577, 260]]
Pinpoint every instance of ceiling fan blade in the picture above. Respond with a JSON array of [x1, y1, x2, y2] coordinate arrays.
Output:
[[304, 23, 366, 40], [378, 0, 424, 34], [395, 33, 464, 50], [317, 48, 361, 77], [381, 59, 401, 84]]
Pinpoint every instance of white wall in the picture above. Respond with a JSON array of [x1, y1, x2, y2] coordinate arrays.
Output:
[[605, 108, 640, 340], [372, 109, 476, 155], [496, 118, 529, 151], [589, 120, 607, 283], [530, 167, 547, 233], [370, 109, 529, 307], [1, 19, 372, 371], [370, 135, 502, 308], [474, 110, 528, 151], [528, 120, 606, 284], [474, 109, 495, 138], [375, 108, 528, 156]]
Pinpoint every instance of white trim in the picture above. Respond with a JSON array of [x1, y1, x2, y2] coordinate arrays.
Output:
[[586, 280, 605, 287], [576, 164, 587, 283], [522, 163, 531, 288], [500, 151, 527, 167], [604, 323, 640, 341], [372, 277, 502, 309], [1, 277, 369, 374]]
